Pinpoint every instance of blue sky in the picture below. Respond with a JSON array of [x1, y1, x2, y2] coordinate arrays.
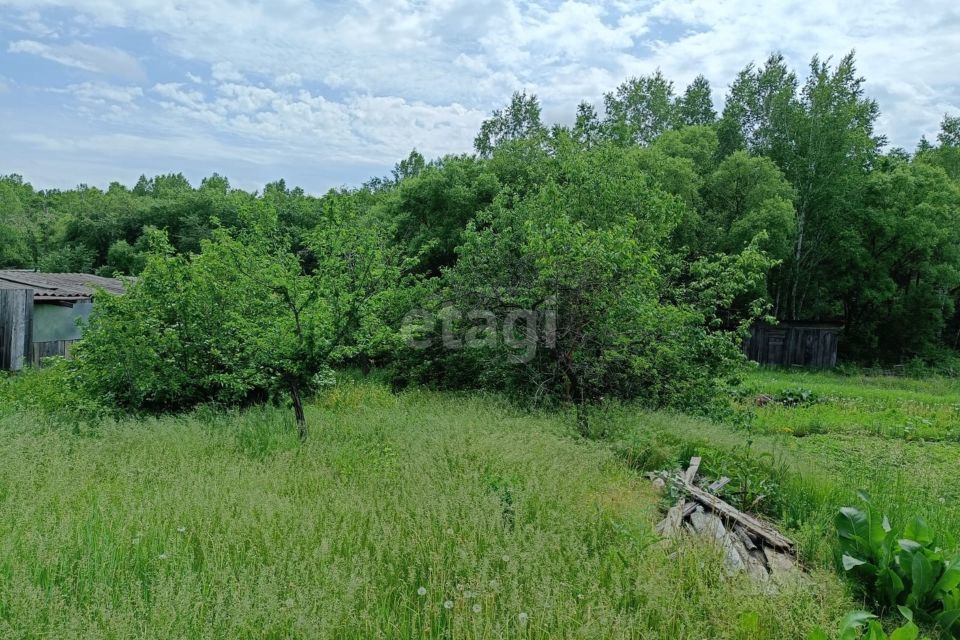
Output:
[[1, 0, 958, 194]]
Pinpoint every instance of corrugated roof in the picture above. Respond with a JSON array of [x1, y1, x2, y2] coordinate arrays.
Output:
[[0, 271, 126, 301]]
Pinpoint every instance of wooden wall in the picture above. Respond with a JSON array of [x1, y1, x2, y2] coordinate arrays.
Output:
[[0, 288, 33, 371], [744, 323, 841, 369]]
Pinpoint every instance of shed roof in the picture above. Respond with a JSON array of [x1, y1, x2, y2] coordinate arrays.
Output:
[[0, 270, 126, 302]]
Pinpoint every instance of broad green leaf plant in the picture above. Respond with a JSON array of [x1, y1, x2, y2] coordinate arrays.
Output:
[[834, 492, 960, 638]]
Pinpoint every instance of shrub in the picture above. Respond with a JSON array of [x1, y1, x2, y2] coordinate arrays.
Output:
[[775, 387, 820, 407], [835, 492, 960, 637], [808, 611, 923, 640], [0, 359, 105, 424], [73, 199, 407, 439]]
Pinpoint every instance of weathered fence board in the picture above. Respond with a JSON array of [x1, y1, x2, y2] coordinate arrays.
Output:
[[31, 339, 78, 366], [0, 287, 33, 371]]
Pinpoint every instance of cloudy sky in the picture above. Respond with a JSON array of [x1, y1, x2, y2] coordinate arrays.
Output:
[[1, 1, 958, 194]]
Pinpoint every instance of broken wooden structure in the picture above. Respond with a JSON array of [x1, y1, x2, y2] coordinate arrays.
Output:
[[652, 457, 799, 581]]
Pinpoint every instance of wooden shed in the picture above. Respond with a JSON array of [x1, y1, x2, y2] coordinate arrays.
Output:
[[0, 271, 126, 371], [743, 321, 843, 369]]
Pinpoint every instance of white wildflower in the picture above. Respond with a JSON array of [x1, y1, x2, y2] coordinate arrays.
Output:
[[417, 586, 427, 596], [472, 603, 482, 613], [518, 612, 529, 623], [177, 527, 187, 534], [158, 552, 168, 560], [443, 600, 454, 610]]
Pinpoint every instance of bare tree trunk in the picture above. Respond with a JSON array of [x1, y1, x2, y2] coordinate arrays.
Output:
[[290, 382, 307, 442]]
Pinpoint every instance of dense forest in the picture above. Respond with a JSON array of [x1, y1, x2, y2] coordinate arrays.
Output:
[[3, 52, 960, 385]]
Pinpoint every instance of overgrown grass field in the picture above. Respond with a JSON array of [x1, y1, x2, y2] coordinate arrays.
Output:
[[605, 368, 960, 573], [0, 380, 847, 639], [1, 368, 958, 638]]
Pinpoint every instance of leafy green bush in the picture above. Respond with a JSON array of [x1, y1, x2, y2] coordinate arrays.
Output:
[[808, 610, 923, 640], [835, 493, 960, 637], [775, 386, 820, 406], [0, 359, 105, 424], [73, 199, 407, 438]]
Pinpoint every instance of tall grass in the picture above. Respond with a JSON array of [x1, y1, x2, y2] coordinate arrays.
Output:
[[603, 371, 960, 568], [0, 381, 849, 639]]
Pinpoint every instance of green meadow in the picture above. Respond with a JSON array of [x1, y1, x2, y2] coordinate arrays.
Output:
[[2, 369, 959, 638]]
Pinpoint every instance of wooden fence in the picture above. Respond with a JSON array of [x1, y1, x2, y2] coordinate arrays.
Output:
[[31, 339, 78, 366]]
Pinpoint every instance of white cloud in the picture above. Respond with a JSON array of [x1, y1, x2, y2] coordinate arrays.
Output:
[[141, 79, 485, 164], [210, 61, 244, 83], [66, 81, 142, 104], [2, 0, 959, 192], [152, 82, 205, 107], [274, 72, 301, 88], [8, 39, 144, 80]]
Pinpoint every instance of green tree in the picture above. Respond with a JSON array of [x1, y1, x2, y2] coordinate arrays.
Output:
[[391, 149, 426, 183], [76, 199, 406, 439], [380, 155, 499, 274], [841, 161, 960, 359], [572, 101, 603, 147], [917, 115, 960, 181], [719, 53, 882, 321], [702, 151, 796, 261], [603, 71, 677, 145], [474, 91, 547, 157], [441, 141, 768, 422], [675, 75, 717, 126]]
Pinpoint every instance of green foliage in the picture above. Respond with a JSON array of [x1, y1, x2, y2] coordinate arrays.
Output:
[[473, 90, 547, 157], [428, 139, 770, 417], [379, 154, 499, 274], [835, 493, 960, 636], [774, 387, 820, 407], [807, 611, 924, 640], [72, 200, 407, 435], [6, 50, 960, 424], [0, 359, 105, 424], [675, 75, 717, 127], [603, 71, 678, 145], [701, 151, 796, 259]]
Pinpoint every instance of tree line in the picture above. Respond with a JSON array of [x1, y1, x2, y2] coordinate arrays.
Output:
[[3, 52, 960, 427]]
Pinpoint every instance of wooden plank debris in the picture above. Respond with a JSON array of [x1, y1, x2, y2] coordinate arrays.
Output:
[[682, 476, 729, 517], [679, 478, 794, 550], [652, 457, 799, 583]]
